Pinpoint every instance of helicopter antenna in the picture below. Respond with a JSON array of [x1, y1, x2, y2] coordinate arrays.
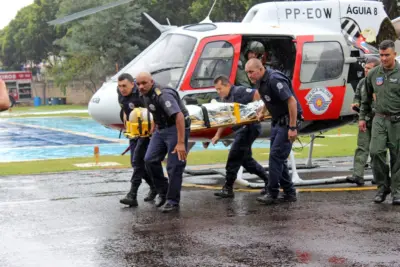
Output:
[[200, 0, 218, 24], [166, 18, 171, 26], [48, 0, 134, 25], [143, 12, 177, 33]]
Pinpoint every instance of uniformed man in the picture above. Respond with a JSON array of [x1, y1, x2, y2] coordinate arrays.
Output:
[[346, 57, 380, 186], [211, 75, 269, 198], [245, 58, 303, 204], [136, 72, 190, 213], [117, 73, 157, 207], [360, 40, 400, 205], [0, 79, 10, 111], [235, 41, 265, 88]]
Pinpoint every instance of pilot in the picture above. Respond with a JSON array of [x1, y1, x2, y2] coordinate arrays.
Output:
[[0, 79, 10, 111], [117, 73, 157, 207], [245, 58, 303, 205], [211, 75, 269, 198], [346, 57, 380, 186], [360, 40, 400, 205], [137, 71, 191, 213], [235, 41, 265, 88]]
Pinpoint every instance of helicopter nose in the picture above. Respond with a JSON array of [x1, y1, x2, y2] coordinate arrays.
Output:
[[88, 82, 122, 127]]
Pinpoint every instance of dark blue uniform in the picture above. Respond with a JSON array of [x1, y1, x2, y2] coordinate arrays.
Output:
[[257, 69, 303, 200], [142, 83, 190, 210], [118, 86, 156, 196], [216, 86, 269, 196]]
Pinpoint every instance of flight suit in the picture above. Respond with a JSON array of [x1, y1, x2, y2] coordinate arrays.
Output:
[[118, 86, 157, 206], [142, 84, 191, 212], [361, 62, 400, 204], [256, 69, 303, 204], [235, 54, 253, 88], [347, 78, 374, 185], [214, 86, 269, 198]]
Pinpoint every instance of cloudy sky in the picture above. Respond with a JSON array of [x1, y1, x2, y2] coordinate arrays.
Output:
[[0, 0, 34, 30]]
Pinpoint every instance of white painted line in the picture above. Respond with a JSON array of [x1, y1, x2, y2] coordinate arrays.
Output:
[[322, 134, 355, 137], [0, 143, 128, 151], [74, 162, 122, 167], [4, 121, 124, 143]]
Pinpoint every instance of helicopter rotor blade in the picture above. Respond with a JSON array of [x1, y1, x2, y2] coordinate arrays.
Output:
[[48, 0, 134, 26]]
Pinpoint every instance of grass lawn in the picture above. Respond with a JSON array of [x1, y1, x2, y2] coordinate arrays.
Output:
[[1, 105, 90, 118], [0, 124, 359, 176]]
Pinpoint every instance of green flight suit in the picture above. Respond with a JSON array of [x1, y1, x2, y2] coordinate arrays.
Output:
[[361, 62, 400, 198], [352, 78, 373, 180], [235, 54, 253, 88]]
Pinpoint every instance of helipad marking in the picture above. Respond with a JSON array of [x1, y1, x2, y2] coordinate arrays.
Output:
[[182, 183, 377, 192], [74, 162, 122, 168], [5, 121, 124, 143]]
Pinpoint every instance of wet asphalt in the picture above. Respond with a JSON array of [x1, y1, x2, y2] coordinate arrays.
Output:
[[1, 164, 400, 267]]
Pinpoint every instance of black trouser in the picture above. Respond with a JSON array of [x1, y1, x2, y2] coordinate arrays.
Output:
[[130, 138, 155, 189], [225, 123, 268, 187]]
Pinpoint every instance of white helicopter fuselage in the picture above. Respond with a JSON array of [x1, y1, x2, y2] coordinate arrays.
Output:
[[88, 0, 396, 141]]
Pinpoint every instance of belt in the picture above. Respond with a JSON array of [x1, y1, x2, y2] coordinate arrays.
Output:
[[375, 112, 400, 122], [375, 112, 398, 118]]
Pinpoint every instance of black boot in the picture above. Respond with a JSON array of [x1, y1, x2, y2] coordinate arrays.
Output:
[[257, 193, 279, 205], [214, 184, 234, 198], [120, 183, 138, 207], [346, 175, 365, 186], [144, 189, 158, 202], [374, 189, 391, 203]]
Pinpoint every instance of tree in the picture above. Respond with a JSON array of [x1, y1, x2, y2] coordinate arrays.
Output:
[[49, 0, 149, 92]]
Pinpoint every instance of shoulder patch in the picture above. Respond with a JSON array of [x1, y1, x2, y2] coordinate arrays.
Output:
[[276, 82, 283, 90], [246, 88, 252, 93], [155, 88, 162, 95]]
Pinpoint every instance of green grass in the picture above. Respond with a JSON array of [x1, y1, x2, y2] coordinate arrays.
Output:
[[1, 105, 89, 118], [10, 105, 87, 112], [0, 124, 359, 176]]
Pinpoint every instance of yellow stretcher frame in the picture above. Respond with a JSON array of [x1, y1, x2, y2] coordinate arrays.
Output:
[[124, 103, 271, 138]]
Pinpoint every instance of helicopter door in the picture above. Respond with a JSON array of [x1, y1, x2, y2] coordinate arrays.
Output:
[[292, 34, 351, 121]]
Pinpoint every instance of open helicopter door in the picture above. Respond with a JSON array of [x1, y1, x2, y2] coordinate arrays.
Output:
[[292, 34, 353, 121]]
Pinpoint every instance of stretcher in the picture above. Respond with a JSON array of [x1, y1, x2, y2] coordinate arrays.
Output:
[[124, 100, 271, 139]]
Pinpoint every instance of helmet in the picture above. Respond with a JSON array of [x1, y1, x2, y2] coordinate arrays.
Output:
[[246, 41, 265, 57]]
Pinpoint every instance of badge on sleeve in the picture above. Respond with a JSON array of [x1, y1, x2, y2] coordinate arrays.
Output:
[[246, 88, 252, 93], [276, 82, 283, 90], [376, 77, 384, 86], [129, 103, 135, 109], [165, 101, 172, 108], [264, 95, 271, 102], [149, 104, 156, 111]]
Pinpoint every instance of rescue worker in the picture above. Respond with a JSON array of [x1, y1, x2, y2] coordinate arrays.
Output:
[[346, 57, 380, 186], [245, 58, 303, 204], [360, 40, 400, 205], [0, 79, 10, 111], [211, 75, 269, 198], [137, 72, 191, 213], [117, 73, 157, 207], [235, 41, 265, 88]]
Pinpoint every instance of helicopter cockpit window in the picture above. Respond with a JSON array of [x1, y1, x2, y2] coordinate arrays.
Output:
[[190, 41, 234, 88], [114, 34, 196, 89], [300, 41, 344, 83]]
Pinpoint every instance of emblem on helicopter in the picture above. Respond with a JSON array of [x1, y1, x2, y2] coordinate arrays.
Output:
[[305, 87, 333, 115]]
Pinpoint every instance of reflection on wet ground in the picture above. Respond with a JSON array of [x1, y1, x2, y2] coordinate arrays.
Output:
[[1, 168, 399, 267]]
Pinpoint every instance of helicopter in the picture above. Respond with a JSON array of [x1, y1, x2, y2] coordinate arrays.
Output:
[[50, 0, 400, 186]]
